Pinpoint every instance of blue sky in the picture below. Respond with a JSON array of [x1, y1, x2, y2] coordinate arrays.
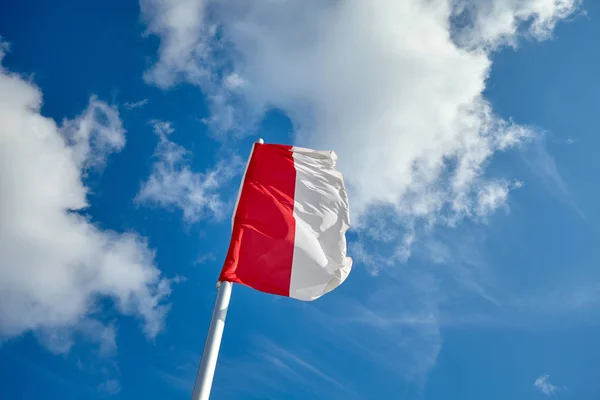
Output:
[[1, 0, 599, 399]]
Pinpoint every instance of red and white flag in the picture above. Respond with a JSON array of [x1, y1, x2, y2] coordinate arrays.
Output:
[[219, 142, 352, 301]]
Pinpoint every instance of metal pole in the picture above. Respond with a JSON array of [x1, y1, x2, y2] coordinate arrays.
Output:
[[190, 138, 262, 400], [191, 280, 232, 400]]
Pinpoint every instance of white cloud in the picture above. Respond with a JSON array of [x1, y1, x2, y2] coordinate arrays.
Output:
[[475, 181, 510, 217], [123, 98, 149, 110], [35, 319, 117, 356], [0, 42, 171, 350], [99, 379, 122, 395], [223, 72, 246, 90], [454, 0, 581, 49], [60, 96, 126, 170], [534, 374, 559, 395], [194, 253, 216, 265], [140, 0, 578, 238], [138, 1, 580, 383], [141, 0, 213, 89], [135, 120, 242, 222]]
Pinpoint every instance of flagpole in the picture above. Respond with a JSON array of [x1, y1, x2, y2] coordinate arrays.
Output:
[[190, 281, 232, 400], [191, 138, 263, 400]]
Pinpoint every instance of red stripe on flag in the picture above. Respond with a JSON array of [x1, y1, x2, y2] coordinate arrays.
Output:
[[219, 143, 296, 297]]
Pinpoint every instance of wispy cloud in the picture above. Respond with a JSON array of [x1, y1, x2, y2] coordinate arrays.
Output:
[[35, 319, 117, 356], [154, 357, 198, 392], [135, 120, 242, 222], [521, 135, 583, 217], [193, 253, 216, 266], [307, 223, 599, 386], [300, 276, 443, 386], [60, 95, 126, 171], [98, 379, 121, 395], [259, 338, 347, 391], [213, 336, 356, 399], [534, 374, 560, 396], [123, 98, 149, 110]]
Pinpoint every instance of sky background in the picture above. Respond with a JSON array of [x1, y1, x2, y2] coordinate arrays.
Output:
[[1, 0, 599, 399]]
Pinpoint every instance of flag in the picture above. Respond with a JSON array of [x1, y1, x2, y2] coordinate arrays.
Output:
[[219, 143, 352, 301]]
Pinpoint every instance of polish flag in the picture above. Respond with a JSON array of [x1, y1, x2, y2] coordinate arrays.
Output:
[[219, 142, 352, 301]]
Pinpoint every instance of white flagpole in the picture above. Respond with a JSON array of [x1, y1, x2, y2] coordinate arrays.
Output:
[[191, 138, 263, 400], [190, 280, 232, 400]]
